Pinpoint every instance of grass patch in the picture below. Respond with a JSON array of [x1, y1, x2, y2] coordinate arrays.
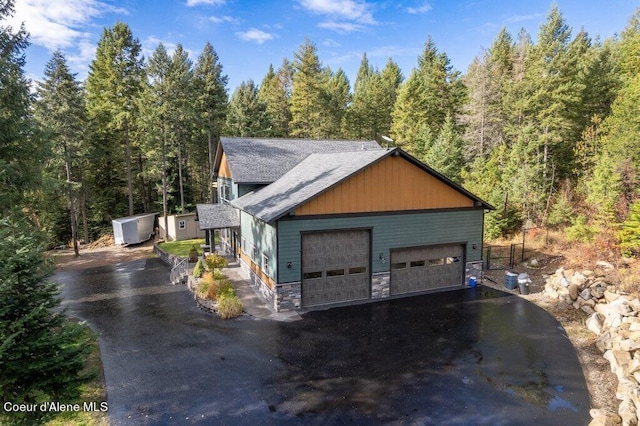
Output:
[[158, 238, 205, 258], [46, 323, 108, 426]]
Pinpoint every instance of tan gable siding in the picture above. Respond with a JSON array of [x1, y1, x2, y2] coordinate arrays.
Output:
[[219, 152, 232, 178], [294, 155, 474, 216]]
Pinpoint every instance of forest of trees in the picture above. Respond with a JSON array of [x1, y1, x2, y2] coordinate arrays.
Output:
[[3, 2, 640, 255]]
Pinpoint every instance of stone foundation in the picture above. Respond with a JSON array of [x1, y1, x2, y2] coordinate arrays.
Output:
[[274, 282, 302, 311], [372, 272, 390, 299]]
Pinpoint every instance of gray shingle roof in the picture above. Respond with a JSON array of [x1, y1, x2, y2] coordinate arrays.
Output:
[[218, 137, 381, 184], [231, 148, 391, 223], [196, 203, 240, 229]]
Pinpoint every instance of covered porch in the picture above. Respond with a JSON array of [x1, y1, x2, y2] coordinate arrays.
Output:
[[196, 203, 240, 257]]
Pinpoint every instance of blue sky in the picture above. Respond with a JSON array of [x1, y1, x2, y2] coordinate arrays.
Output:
[[9, 0, 639, 92]]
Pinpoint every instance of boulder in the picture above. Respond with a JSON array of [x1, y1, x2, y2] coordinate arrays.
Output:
[[629, 298, 640, 313], [616, 377, 637, 401], [596, 332, 614, 353], [571, 271, 588, 287], [583, 269, 595, 278], [591, 284, 607, 300], [605, 290, 621, 303], [589, 408, 621, 426], [569, 284, 579, 301], [582, 305, 596, 315], [587, 313, 604, 335], [597, 260, 615, 270], [618, 398, 637, 426], [581, 288, 593, 300], [629, 321, 640, 332], [604, 350, 632, 379], [618, 339, 640, 353], [560, 276, 570, 288]]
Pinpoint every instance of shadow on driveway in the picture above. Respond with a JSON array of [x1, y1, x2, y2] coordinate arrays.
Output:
[[55, 258, 590, 425]]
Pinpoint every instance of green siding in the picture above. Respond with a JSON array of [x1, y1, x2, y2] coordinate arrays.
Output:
[[277, 209, 484, 283], [217, 177, 238, 201], [240, 211, 277, 281], [238, 183, 265, 197]]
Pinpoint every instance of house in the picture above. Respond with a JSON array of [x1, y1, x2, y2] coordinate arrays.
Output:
[[158, 212, 205, 242], [197, 137, 493, 312]]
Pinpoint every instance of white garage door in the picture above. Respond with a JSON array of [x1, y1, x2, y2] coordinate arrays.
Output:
[[301, 230, 370, 307], [390, 243, 464, 296]]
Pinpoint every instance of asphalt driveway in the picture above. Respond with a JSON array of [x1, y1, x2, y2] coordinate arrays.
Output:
[[55, 257, 591, 425]]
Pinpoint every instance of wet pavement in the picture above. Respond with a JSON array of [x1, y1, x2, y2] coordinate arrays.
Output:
[[55, 258, 591, 425]]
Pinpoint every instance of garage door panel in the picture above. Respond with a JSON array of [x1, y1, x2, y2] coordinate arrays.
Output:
[[390, 244, 464, 296], [302, 230, 370, 307]]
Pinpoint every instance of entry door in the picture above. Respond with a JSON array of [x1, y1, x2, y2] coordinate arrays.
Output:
[[301, 230, 370, 307], [390, 243, 464, 296]]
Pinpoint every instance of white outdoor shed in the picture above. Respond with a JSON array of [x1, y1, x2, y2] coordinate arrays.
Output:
[[112, 213, 157, 245]]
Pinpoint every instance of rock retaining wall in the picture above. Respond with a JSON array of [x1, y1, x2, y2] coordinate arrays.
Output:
[[541, 261, 640, 426]]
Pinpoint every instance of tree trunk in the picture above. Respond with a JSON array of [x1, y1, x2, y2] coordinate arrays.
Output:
[[137, 152, 148, 212], [124, 118, 134, 216], [207, 113, 215, 203], [79, 171, 89, 244], [162, 131, 170, 242], [178, 144, 185, 213], [64, 145, 79, 256]]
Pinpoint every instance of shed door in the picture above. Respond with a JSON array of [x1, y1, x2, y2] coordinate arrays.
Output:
[[390, 244, 464, 296], [302, 230, 370, 307]]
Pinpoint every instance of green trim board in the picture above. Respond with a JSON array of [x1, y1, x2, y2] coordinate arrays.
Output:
[[277, 209, 484, 284]]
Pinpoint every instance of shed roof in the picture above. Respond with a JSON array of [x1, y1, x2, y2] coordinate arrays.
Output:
[[215, 137, 381, 184], [231, 148, 494, 223], [196, 203, 239, 230]]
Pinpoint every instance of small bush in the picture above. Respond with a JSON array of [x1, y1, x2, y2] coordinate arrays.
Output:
[[205, 253, 228, 270], [566, 215, 597, 242], [192, 259, 204, 278], [196, 271, 215, 299], [188, 245, 200, 262], [217, 293, 244, 319]]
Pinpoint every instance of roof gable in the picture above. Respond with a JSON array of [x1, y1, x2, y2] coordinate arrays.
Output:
[[214, 137, 381, 184], [231, 148, 493, 223]]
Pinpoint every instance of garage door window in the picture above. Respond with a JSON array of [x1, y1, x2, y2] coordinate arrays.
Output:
[[303, 271, 322, 279], [410, 260, 426, 267], [429, 258, 444, 266], [391, 262, 406, 269], [326, 269, 345, 277], [349, 266, 366, 274]]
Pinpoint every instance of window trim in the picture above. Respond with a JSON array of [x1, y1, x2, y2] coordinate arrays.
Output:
[[178, 219, 186, 230], [262, 253, 270, 276]]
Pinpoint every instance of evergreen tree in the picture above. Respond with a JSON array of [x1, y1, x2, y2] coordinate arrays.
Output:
[[193, 42, 228, 202], [619, 199, 640, 257], [34, 51, 88, 255], [0, 0, 39, 208], [258, 61, 292, 137], [423, 114, 464, 183], [0, 214, 91, 425], [322, 67, 350, 138], [226, 79, 271, 136], [86, 22, 145, 217], [290, 38, 326, 138], [391, 37, 464, 152]]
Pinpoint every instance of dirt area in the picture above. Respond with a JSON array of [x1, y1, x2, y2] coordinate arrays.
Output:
[[52, 242, 617, 417], [51, 238, 157, 272]]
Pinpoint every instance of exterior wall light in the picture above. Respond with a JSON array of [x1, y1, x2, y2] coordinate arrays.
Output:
[[379, 253, 386, 263], [287, 261, 293, 269]]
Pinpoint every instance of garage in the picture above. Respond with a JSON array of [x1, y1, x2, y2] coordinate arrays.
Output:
[[390, 244, 464, 296], [301, 230, 370, 307]]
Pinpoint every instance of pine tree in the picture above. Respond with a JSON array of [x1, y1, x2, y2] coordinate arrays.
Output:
[[226, 79, 271, 136], [619, 199, 640, 257], [0, 214, 91, 424], [86, 22, 145, 217], [34, 51, 87, 255], [193, 42, 228, 202], [322, 67, 350, 138], [423, 114, 464, 183], [290, 38, 326, 138], [258, 62, 292, 137]]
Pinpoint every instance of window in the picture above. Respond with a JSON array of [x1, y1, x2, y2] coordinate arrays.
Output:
[[241, 237, 246, 253], [326, 269, 345, 277], [251, 244, 258, 261], [429, 258, 444, 266], [303, 271, 322, 279], [262, 254, 269, 276], [178, 220, 186, 230], [348, 266, 366, 274], [391, 262, 406, 270], [220, 183, 230, 202], [410, 260, 426, 267]]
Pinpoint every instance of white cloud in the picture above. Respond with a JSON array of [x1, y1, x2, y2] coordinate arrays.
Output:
[[407, 2, 432, 15], [318, 21, 364, 33], [142, 36, 198, 60], [209, 15, 239, 24], [186, 0, 226, 6], [505, 12, 544, 24], [298, 0, 376, 33], [8, 0, 126, 50], [235, 28, 274, 44]]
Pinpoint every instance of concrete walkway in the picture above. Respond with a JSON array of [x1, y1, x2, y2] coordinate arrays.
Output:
[[222, 259, 302, 322]]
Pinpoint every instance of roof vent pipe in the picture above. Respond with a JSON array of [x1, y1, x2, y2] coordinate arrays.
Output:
[[381, 135, 393, 150]]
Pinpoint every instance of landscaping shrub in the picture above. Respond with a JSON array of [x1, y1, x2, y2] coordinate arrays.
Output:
[[205, 253, 228, 271], [566, 215, 597, 242], [188, 245, 200, 262], [217, 293, 244, 319], [197, 271, 215, 299], [192, 258, 204, 278]]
